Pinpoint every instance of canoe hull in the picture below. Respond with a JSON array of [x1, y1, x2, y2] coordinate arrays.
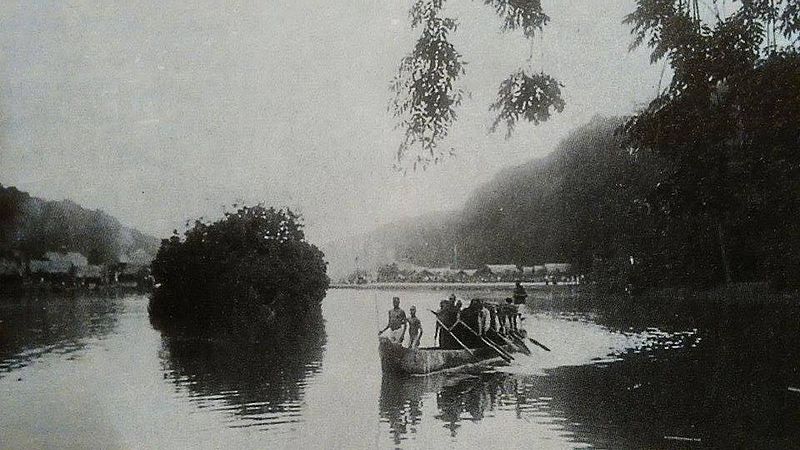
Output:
[[379, 338, 518, 376]]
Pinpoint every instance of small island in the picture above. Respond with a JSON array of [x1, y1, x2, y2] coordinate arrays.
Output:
[[148, 205, 329, 340]]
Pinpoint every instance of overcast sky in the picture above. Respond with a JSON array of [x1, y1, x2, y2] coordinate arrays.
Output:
[[0, 0, 663, 244]]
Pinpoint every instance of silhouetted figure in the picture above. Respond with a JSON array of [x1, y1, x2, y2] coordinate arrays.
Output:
[[513, 281, 528, 305], [458, 299, 484, 348], [436, 298, 459, 349]]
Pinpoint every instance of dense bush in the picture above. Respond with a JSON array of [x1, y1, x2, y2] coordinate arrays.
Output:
[[148, 205, 329, 338]]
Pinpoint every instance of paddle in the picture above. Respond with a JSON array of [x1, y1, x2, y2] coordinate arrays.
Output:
[[503, 331, 533, 355], [429, 311, 476, 358], [455, 319, 514, 363], [494, 331, 531, 356], [526, 335, 552, 352]]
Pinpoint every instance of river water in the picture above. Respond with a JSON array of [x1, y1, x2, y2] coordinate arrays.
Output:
[[1, 288, 800, 449]]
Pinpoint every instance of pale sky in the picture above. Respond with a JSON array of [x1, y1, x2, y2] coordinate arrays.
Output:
[[0, 0, 663, 244]]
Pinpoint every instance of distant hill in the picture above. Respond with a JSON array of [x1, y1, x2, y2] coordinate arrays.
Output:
[[324, 116, 640, 279], [321, 212, 455, 280], [0, 185, 159, 264]]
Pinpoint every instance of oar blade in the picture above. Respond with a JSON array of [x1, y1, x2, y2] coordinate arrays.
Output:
[[528, 337, 551, 352]]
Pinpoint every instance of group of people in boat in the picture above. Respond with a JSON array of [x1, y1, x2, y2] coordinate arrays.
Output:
[[433, 294, 521, 349], [378, 282, 528, 350]]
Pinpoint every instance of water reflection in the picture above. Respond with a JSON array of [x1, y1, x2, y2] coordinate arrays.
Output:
[[379, 375, 425, 444], [379, 371, 560, 445], [374, 311, 749, 449], [0, 295, 120, 375], [158, 312, 326, 431], [3, 289, 800, 448]]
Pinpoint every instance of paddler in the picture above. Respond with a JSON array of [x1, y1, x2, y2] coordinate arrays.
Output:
[[505, 297, 519, 332], [379, 296, 407, 344], [487, 303, 498, 332], [480, 301, 491, 335], [435, 298, 459, 349], [458, 299, 484, 347], [407, 306, 423, 349]]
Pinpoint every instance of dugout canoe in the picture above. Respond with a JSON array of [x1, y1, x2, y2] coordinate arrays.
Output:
[[379, 331, 525, 376]]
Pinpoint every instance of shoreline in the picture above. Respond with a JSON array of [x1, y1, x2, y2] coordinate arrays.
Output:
[[330, 281, 580, 291], [0, 284, 152, 299]]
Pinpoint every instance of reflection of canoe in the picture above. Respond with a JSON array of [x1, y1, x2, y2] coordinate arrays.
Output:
[[379, 333, 524, 376]]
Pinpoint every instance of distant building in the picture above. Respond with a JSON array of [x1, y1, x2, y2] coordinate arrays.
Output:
[[486, 264, 519, 275], [544, 263, 572, 274], [75, 265, 104, 284], [27, 258, 74, 285], [484, 264, 521, 281], [44, 251, 88, 268], [29, 259, 73, 275], [120, 249, 154, 265]]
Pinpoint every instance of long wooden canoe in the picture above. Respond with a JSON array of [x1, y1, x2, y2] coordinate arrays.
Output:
[[379, 332, 525, 376]]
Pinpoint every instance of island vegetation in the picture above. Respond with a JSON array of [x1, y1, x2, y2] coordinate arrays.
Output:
[[148, 205, 329, 339]]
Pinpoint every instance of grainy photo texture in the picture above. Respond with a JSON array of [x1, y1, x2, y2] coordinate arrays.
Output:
[[1, 0, 799, 448]]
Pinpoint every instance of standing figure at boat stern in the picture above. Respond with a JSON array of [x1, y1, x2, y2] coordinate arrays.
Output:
[[379, 296, 407, 344], [407, 306, 422, 348], [513, 281, 528, 305]]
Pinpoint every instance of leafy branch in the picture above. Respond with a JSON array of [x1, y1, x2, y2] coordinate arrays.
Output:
[[391, 0, 563, 169]]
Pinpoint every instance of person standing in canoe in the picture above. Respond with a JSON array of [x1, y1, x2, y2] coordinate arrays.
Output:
[[459, 299, 484, 347], [513, 281, 528, 305], [407, 306, 423, 349], [435, 297, 459, 349], [379, 296, 407, 344], [505, 297, 519, 332]]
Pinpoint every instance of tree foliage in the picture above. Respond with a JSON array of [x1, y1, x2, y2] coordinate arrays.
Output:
[[149, 205, 329, 338], [391, 0, 565, 168], [623, 0, 800, 286], [490, 69, 565, 137]]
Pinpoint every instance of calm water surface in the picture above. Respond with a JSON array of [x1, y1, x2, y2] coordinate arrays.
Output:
[[1, 288, 799, 449]]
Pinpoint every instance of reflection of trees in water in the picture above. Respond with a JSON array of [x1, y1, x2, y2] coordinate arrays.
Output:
[[379, 372, 531, 444], [0, 295, 120, 375], [158, 310, 326, 430]]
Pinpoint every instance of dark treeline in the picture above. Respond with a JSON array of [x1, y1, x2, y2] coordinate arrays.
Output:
[[0, 184, 159, 264]]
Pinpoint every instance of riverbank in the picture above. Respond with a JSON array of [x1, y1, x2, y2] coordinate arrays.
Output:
[[0, 284, 151, 299], [330, 281, 579, 291]]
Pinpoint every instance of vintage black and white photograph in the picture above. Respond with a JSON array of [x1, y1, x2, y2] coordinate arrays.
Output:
[[1, 0, 799, 448]]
